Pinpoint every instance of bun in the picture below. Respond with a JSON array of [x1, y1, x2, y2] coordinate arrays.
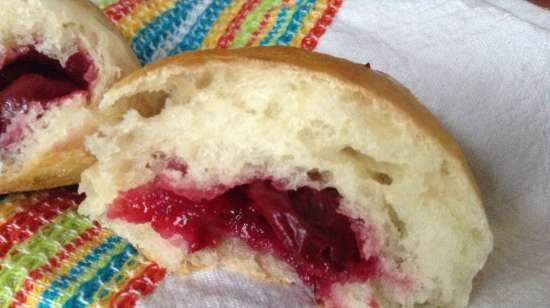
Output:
[[0, 0, 139, 193], [79, 47, 492, 308]]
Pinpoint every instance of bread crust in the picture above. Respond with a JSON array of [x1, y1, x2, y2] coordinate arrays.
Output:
[[106, 46, 481, 201], [0, 0, 139, 193], [0, 147, 95, 194]]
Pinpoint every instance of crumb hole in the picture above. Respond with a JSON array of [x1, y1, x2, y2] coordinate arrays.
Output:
[[232, 99, 257, 115], [386, 203, 406, 237], [281, 154, 295, 161], [374, 172, 393, 185], [112, 90, 169, 119], [63, 22, 76, 28], [310, 120, 335, 136], [441, 160, 450, 176], [340, 146, 397, 186], [307, 169, 333, 184], [298, 128, 315, 148], [195, 72, 213, 89], [265, 100, 281, 118], [307, 169, 323, 181]]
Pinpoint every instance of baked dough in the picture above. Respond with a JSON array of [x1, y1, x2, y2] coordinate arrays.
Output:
[[79, 47, 493, 308]]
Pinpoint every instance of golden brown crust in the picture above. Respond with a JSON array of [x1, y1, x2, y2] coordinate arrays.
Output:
[[109, 46, 481, 199], [0, 147, 96, 194]]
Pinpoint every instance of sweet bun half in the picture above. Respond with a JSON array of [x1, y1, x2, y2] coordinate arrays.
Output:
[[0, 0, 139, 193], [79, 47, 493, 308]]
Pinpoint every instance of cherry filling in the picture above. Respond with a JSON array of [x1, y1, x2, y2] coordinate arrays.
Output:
[[0, 46, 96, 144], [108, 179, 380, 302]]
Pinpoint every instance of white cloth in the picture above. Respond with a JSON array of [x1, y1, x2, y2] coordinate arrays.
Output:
[[138, 1, 550, 307]]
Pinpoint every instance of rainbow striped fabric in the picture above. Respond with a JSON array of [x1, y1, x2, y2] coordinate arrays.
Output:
[[0, 188, 166, 308], [93, 0, 342, 64], [0, 1, 341, 307]]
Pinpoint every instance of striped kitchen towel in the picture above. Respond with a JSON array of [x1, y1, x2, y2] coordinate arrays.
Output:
[[0, 188, 166, 308], [93, 0, 342, 64]]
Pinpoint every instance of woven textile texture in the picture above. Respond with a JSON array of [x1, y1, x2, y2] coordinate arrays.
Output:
[[94, 0, 342, 64], [0, 188, 166, 308]]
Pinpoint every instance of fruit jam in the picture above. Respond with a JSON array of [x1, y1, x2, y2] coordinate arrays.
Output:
[[108, 179, 380, 301], [0, 46, 96, 144]]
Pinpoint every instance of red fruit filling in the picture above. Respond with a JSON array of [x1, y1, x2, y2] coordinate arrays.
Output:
[[0, 45, 97, 145], [108, 179, 380, 302]]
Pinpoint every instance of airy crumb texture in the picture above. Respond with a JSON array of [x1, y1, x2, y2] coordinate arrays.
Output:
[[0, 0, 139, 193], [79, 47, 493, 308]]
